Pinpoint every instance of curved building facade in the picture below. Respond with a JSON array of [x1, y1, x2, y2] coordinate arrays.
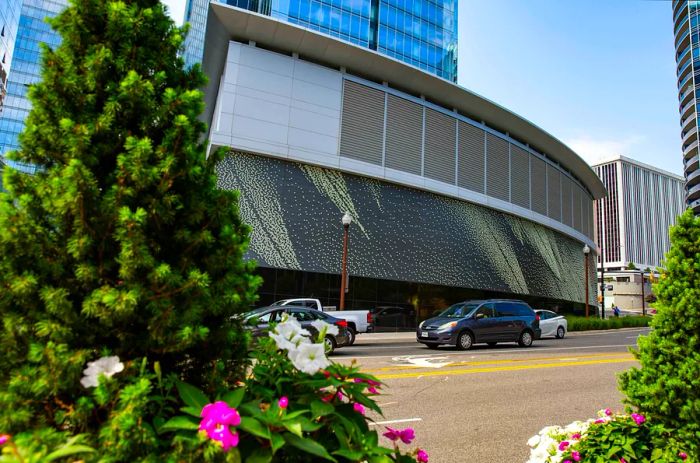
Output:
[[673, 0, 700, 214], [202, 3, 604, 313]]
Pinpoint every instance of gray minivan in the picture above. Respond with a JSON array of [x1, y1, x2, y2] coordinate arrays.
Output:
[[416, 299, 541, 350]]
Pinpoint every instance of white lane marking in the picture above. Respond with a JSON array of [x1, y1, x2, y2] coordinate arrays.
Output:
[[369, 418, 423, 426], [391, 355, 452, 368], [343, 343, 636, 360]]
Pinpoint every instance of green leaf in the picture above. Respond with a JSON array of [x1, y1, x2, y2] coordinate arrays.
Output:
[[239, 416, 270, 439], [270, 432, 285, 454], [159, 416, 199, 432], [333, 449, 364, 460], [176, 380, 209, 410], [181, 406, 201, 417], [283, 420, 303, 437], [222, 387, 246, 408], [45, 445, 96, 462], [368, 456, 393, 463], [283, 432, 337, 462], [605, 446, 622, 459], [246, 447, 273, 463], [310, 400, 334, 418]]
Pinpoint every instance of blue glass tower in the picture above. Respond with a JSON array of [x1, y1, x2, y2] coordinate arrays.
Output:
[[0, 0, 67, 169], [1, 0, 22, 111], [184, 0, 458, 82]]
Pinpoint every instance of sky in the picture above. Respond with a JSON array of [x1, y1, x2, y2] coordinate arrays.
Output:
[[161, 0, 683, 175]]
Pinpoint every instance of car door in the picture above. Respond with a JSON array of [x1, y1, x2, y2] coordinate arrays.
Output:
[[538, 311, 555, 337], [472, 303, 499, 342]]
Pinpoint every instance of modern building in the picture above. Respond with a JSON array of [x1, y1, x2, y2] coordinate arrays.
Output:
[[600, 270, 654, 314], [184, 0, 458, 82], [672, 1, 700, 214], [592, 155, 685, 273], [0, 0, 22, 111], [198, 3, 605, 316], [0, 0, 67, 170]]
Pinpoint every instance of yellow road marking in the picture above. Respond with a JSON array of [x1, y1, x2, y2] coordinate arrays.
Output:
[[375, 357, 636, 380]]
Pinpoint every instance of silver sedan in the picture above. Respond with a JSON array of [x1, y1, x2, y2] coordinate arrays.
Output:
[[535, 310, 568, 339]]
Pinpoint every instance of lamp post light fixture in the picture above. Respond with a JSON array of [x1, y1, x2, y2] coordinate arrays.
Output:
[[583, 244, 591, 318], [339, 212, 352, 310]]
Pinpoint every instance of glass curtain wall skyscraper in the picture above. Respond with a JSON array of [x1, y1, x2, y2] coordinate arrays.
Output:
[[1, 0, 22, 111], [672, 0, 700, 214], [0, 0, 67, 170], [184, 0, 457, 82]]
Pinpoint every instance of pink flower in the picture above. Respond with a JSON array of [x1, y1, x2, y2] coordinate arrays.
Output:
[[559, 441, 570, 451], [0, 435, 9, 446], [571, 433, 581, 440], [679, 452, 688, 460], [368, 386, 379, 394], [199, 401, 241, 451], [595, 418, 606, 424], [563, 461, 572, 463], [416, 449, 429, 462], [383, 427, 415, 444], [605, 408, 612, 416], [631, 413, 646, 425], [620, 458, 627, 463], [572, 451, 581, 461], [278, 396, 289, 409], [353, 403, 366, 415]]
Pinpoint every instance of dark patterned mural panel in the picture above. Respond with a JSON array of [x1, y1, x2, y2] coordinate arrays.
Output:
[[217, 152, 597, 304]]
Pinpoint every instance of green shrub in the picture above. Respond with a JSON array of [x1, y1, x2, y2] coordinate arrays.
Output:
[[566, 315, 650, 332], [620, 210, 700, 459]]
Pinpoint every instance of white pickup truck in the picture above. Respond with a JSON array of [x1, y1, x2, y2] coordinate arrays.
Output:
[[273, 298, 373, 345]]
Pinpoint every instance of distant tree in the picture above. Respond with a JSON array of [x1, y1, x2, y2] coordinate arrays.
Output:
[[620, 209, 700, 459], [626, 262, 638, 270]]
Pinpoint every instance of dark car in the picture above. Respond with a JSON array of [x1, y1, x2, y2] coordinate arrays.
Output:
[[416, 299, 541, 350], [243, 305, 351, 354], [371, 306, 417, 330]]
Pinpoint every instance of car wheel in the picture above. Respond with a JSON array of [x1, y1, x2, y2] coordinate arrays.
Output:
[[487, 342, 497, 347], [457, 331, 474, 350], [324, 336, 336, 354], [518, 330, 533, 347], [426, 344, 439, 350], [346, 328, 356, 346], [556, 326, 566, 339]]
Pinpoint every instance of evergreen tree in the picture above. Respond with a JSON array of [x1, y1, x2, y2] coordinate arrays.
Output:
[[620, 209, 700, 457], [0, 0, 258, 456]]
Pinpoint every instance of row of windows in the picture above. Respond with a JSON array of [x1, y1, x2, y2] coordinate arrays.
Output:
[[379, 25, 454, 69], [383, 0, 456, 14], [379, 6, 455, 47], [380, 0, 453, 27]]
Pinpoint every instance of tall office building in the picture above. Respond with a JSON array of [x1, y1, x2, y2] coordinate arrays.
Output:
[[593, 155, 685, 271], [1, 0, 22, 111], [184, 0, 458, 82], [672, 1, 700, 214], [0, 0, 67, 169]]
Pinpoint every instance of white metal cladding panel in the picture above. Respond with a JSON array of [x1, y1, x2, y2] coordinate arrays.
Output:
[[572, 185, 583, 232], [510, 145, 530, 209], [561, 176, 573, 227], [584, 199, 593, 238], [385, 94, 423, 175], [458, 121, 485, 193], [486, 133, 509, 201], [530, 156, 547, 215], [339, 80, 385, 165], [424, 108, 457, 184], [547, 165, 561, 221]]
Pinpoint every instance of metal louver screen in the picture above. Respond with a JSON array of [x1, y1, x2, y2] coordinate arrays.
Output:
[[424, 108, 456, 184], [561, 176, 573, 227], [530, 156, 547, 215], [583, 197, 591, 237], [510, 145, 530, 209], [458, 121, 485, 193], [486, 133, 509, 201], [339, 80, 385, 165], [547, 165, 561, 221], [573, 186, 583, 232], [385, 94, 423, 175]]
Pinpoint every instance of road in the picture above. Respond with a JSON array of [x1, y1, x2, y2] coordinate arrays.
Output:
[[332, 328, 649, 463]]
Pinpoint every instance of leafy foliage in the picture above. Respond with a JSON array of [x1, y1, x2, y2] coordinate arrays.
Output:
[[565, 315, 650, 332], [0, 0, 258, 458], [619, 209, 700, 458]]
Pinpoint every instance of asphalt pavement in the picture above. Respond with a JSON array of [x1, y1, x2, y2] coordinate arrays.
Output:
[[331, 328, 649, 463]]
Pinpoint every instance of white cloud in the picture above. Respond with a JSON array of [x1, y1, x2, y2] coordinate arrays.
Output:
[[565, 135, 644, 166], [161, 0, 186, 26]]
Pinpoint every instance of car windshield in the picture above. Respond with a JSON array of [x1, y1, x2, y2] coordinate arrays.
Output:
[[439, 303, 480, 318]]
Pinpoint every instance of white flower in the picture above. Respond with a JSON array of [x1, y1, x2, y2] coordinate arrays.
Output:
[[311, 319, 339, 337], [80, 355, 124, 388], [288, 342, 330, 375], [527, 434, 541, 448], [270, 315, 311, 351]]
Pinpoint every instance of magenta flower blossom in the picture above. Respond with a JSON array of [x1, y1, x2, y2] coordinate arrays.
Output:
[[353, 403, 366, 415], [558, 441, 570, 451], [605, 408, 613, 416], [368, 386, 379, 394], [383, 427, 416, 444], [571, 433, 581, 440], [679, 452, 688, 460], [199, 401, 241, 451], [572, 450, 581, 461], [278, 396, 289, 409], [631, 413, 645, 425], [417, 449, 429, 462], [594, 418, 606, 424], [563, 461, 572, 463], [0, 434, 9, 446], [620, 458, 627, 463]]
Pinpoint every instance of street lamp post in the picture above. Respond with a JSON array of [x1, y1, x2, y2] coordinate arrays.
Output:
[[339, 212, 352, 310], [600, 242, 605, 319], [583, 244, 591, 318], [640, 271, 646, 317]]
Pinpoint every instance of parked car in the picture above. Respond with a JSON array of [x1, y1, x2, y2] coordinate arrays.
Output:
[[273, 298, 373, 345], [371, 306, 416, 330], [243, 305, 351, 354], [416, 299, 541, 350], [535, 310, 567, 339]]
